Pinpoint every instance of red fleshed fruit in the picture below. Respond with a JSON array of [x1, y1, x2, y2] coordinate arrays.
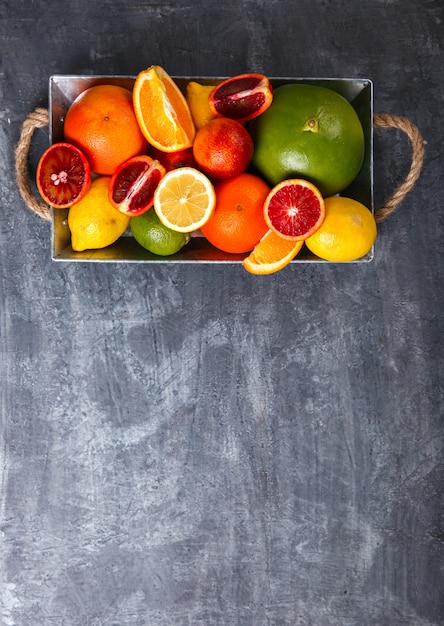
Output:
[[149, 146, 196, 172], [209, 73, 273, 123], [264, 179, 325, 241], [109, 155, 166, 216], [193, 118, 254, 179], [36, 142, 91, 208]]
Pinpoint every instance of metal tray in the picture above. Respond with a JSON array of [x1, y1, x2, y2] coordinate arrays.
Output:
[[49, 75, 374, 263]]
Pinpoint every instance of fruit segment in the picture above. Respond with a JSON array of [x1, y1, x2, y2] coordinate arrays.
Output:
[[243, 230, 304, 275], [109, 155, 166, 216], [209, 73, 273, 123], [133, 65, 196, 152]]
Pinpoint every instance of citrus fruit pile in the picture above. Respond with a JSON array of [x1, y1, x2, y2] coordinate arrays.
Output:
[[36, 66, 376, 270]]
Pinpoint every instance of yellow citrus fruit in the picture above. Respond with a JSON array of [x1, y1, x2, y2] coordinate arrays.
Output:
[[68, 177, 130, 251], [153, 167, 216, 233], [243, 230, 303, 274], [133, 65, 195, 152], [186, 81, 217, 129], [305, 196, 377, 262]]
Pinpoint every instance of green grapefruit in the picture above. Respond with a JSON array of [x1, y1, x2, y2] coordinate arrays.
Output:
[[249, 83, 365, 197]]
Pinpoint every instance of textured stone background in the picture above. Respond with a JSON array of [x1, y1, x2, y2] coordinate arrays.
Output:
[[1, 1, 443, 624]]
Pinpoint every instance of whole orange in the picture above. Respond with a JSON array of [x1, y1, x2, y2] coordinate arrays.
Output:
[[192, 118, 254, 179], [200, 173, 270, 254], [63, 84, 149, 175]]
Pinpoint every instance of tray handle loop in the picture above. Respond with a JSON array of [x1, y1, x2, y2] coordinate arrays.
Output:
[[373, 113, 425, 223], [15, 107, 51, 222], [15, 108, 425, 225]]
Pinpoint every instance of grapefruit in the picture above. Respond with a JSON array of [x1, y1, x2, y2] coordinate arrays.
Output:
[[250, 83, 365, 197]]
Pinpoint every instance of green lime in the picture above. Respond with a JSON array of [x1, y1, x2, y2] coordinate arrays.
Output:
[[130, 209, 190, 256], [250, 83, 365, 197]]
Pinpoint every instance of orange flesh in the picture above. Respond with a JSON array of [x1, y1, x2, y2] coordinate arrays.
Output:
[[134, 67, 195, 151]]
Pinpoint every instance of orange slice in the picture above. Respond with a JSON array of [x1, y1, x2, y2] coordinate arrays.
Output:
[[243, 229, 303, 275], [153, 167, 216, 233], [133, 65, 196, 153]]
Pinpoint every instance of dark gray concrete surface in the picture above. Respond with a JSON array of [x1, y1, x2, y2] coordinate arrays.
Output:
[[1, 1, 443, 624]]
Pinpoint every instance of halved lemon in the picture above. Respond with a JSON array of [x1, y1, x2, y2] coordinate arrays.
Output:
[[153, 167, 216, 233]]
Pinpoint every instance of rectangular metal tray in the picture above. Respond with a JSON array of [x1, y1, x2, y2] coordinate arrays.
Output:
[[49, 75, 374, 263]]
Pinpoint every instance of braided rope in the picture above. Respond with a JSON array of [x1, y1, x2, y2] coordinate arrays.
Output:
[[15, 108, 425, 224], [14, 107, 51, 221], [373, 113, 426, 223]]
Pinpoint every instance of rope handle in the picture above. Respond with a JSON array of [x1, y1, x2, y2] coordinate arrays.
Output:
[[373, 113, 426, 223], [15, 108, 51, 221], [15, 108, 425, 224]]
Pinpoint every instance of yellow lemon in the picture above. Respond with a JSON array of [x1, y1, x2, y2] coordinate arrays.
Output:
[[186, 81, 217, 129], [153, 167, 216, 233], [68, 177, 130, 251], [305, 196, 377, 262]]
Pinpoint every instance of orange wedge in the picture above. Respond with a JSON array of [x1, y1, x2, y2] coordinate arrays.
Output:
[[153, 167, 216, 233], [243, 229, 303, 275], [133, 65, 196, 153]]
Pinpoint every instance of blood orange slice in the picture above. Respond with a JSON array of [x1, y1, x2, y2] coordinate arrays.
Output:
[[264, 179, 325, 241], [209, 73, 273, 123], [109, 155, 166, 216], [36, 142, 91, 209]]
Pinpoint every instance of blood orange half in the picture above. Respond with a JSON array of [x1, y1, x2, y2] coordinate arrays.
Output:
[[209, 73, 273, 123], [264, 179, 325, 240], [109, 155, 166, 216], [36, 142, 91, 209]]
